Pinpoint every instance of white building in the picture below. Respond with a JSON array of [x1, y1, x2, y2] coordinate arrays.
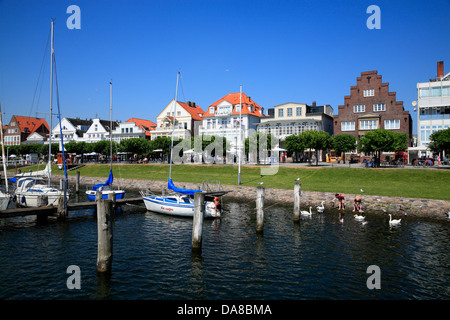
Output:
[[51, 117, 92, 143], [257, 101, 334, 142], [416, 61, 450, 154], [79, 118, 119, 144], [199, 92, 265, 153], [109, 118, 156, 142], [152, 100, 204, 140]]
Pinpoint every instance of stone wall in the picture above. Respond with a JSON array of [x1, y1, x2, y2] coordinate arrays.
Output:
[[58, 174, 450, 221]]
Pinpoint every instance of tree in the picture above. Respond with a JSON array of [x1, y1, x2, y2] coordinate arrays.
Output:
[[358, 129, 408, 167], [119, 138, 150, 156], [332, 134, 357, 163], [244, 132, 272, 164], [285, 134, 305, 162], [300, 130, 332, 165], [428, 128, 450, 156]]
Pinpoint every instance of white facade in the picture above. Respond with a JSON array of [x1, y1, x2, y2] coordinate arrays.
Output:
[[257, 102, 334, 141], [416, 70, 450, 149], [109, 121, 148, 143], [152, 100, 203, 140], [51, 117, 91, 143]]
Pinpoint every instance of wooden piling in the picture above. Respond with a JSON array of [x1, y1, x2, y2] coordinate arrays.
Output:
[[76, 171, 80, 192], [192, 192, 205, 252], [293, 182, 301, 223], [96, 197, 114, 274], [256, 186, 265, 234], [108, 192, 116, 211]]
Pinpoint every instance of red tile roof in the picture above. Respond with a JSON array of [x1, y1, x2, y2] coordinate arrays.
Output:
[[203, 92, 264, 117], [126, 118, 157, 137], [14, 116, 49, 135], [177, 101, 205, 121]]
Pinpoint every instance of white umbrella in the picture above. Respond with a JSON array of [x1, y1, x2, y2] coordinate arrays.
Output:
[[272, 147, 286, 152]]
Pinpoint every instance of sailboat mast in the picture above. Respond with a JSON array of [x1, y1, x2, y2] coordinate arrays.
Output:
[[110, 81, 113, 171], [238, 84, 242, 185], [48, 19, 54, 186], [0, 104, 8, 192], [168, 71, 180, 180]]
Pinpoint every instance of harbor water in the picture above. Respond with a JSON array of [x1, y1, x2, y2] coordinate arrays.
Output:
[[0, 197, 449, 300]]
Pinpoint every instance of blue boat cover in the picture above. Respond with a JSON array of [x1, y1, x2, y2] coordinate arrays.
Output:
[[168, 178, 202, 195], [92, 170, 114, 191]]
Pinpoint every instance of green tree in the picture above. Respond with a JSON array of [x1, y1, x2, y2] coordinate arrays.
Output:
[[428, 128, 450, 156], [285, 134, 305, 162], [119, 138, 150, 156], [358, 129, 408, 167], [300, 130, 332, 165], [332, 134, 357, 163], [244, 132, 272, 164]]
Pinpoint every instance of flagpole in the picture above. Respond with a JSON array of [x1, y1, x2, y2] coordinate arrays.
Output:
[[238, 85, 242, 185]]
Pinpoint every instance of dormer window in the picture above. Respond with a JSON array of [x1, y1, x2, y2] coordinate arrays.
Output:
[[235, 104, 241, 113], [209, 107, 215, 115]]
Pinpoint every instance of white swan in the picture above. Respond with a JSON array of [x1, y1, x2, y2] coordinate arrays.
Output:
[[301, 206, 312, 216], [354, 214, 365, 221], [444, 211, 450, 219], [389, 214, 401, 226], [316, 201, 325, 213]]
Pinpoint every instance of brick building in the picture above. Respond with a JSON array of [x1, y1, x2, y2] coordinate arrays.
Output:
[[334, 71, 412, 148]]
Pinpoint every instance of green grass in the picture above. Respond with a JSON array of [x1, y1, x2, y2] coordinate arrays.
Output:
[[15, 163, 450, 200]]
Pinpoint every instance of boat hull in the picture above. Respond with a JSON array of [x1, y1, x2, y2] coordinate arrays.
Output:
[[86, 190, 125, 201], [142, 195, 220, 218], [14, 191, 69, 207]]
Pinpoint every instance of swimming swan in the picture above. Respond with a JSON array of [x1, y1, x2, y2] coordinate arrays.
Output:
[[316, 201, 325, 213], [354, 214, 365, 221], [389, 214, 401, 226], [301, 207, 312, 216]]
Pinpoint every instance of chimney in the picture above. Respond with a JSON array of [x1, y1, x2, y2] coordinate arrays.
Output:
[[438, 61, 444, 79], [312, 101, 316, 107], [192, 102, 196, 107], [187, 101, 191, 107]]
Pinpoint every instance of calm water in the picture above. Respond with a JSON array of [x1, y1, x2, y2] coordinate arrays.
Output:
[[0, 197, 449, 300]]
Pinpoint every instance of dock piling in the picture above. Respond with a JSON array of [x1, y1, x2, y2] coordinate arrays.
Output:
[[293, 182, 301, 222], [256, 186, 265, 234], [96, 197, 114, 274], [76, 171, 80, 192], [192, 192, 205, 252]]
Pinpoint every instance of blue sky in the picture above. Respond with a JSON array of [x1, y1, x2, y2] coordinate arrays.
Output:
[[0, 0, 449, 134]]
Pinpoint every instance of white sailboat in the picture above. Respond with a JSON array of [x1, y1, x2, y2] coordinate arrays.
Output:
[[85, 81, 125, 201], [141, 72, 223, 218], [13, 20, 70, 208]]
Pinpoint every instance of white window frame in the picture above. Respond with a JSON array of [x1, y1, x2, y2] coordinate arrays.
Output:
[[341, 121, 355, 131], [363, 89, 374, 97], [373, 103, 386, 112], [360, 120, 378, 130], [353, 105, 365, 113], [384, 119, 400, 129]]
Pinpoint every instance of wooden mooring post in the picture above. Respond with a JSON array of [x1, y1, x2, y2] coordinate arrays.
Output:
[[192, 192, 205, 252], [256, 186, 265, 234], [293, 182, 301, 223], [75, 171, 80, 193], [96, 191, 114, 274]]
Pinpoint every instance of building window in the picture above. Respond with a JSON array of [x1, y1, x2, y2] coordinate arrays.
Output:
[[341, 121, 355, 131], [373, 103, 386, 112], [296, 107, 302, 116], [287, 108, 292, 117], [384, 119, 400, 129], [360, 120, 377, 130], [278, 109, 284, 117], [209, 107, 215, 115], [353, 105, 365, 113], [442, 86, 450, 96], [363, 89, 374, 97]]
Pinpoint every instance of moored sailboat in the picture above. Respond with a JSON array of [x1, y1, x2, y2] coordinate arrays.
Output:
[[140, 72, 223, 218], [85, 81, 125, 201]]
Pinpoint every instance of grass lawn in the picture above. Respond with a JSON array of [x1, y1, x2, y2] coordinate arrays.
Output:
[[19, 163, 449, 200]]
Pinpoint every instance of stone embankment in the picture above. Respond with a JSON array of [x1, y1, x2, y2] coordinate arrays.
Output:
[[58, 174, 450, 221]]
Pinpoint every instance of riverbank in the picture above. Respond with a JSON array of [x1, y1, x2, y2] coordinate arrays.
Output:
[[55, 173, 450, 221]]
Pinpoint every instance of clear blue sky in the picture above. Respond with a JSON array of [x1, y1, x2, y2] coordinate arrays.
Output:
[[1, 0, 449, 134]]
